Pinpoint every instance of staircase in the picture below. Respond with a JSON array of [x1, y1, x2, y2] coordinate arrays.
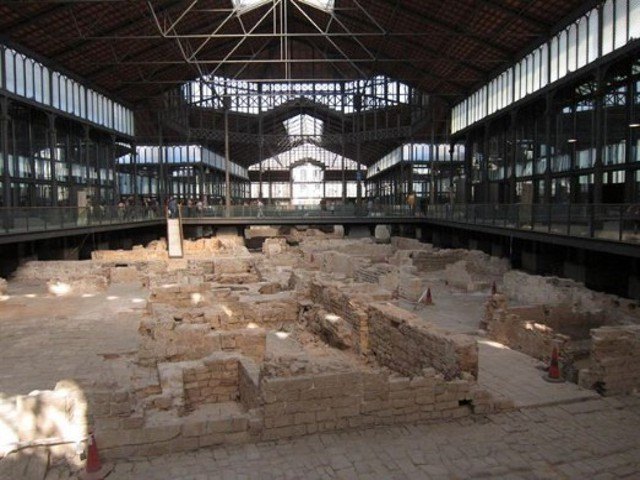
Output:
[[167, 217, 184, 258]]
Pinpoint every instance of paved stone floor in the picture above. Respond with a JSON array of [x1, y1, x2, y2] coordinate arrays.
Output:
[[93, 395, 640, 480], [0, 282, 145, 396]]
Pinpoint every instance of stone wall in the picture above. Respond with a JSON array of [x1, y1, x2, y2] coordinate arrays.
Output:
[[259, 368, 500, 441], [184, 358, 240, 409], [12, 261, 109, 293], [484, 294, 606, 363], [138, 317, 266, 366], [92, 243, 168, 262], [239, 359, 261, 410], [309, 279, 478, 379], [503, 271, 640, 320], [579, 325, 640, 395], [410, 250, 462, 272], [149, 284, 211, 308], [368, 303, 478, 380]]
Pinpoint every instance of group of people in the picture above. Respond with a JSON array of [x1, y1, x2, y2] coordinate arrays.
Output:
[[166, 197, 207, 219], [116, 196, 160, 220]]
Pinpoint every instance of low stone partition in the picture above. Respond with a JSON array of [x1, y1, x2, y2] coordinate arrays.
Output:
[[259, 368, 495, 441], [484, 294, 607, 363], [390, 237, 430, 251], [579, 325, 640, 395], [12, 260, 109, 293], [503, 271, 640, 320], [97, 365, 508, 461], [309, 279, 478, 380], [213, 256, 261, 284], [92, 243, 168, 262], [368, 304, 478, 380], [184, 356, 240, 409], [148, 283, 213, 308], [239, 360, 261, 410], [410, 250, 462, 272], [138, 318, 266, 366]]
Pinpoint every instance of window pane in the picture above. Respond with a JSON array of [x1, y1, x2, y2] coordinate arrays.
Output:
[[567, 23, 577, 72], [42, 66, 50, 105], [4, 49, 15, 92], [588, 11, 599, 62], [558, 30, 568, 78], [577, 18, 588, 68], [25, 58, 34, 98], [614, 0, 628, 49], [602, 0, 614, 55], [631, 0, 640, 39], [15, 54, 25, 96], [550, 37, 559, 82]]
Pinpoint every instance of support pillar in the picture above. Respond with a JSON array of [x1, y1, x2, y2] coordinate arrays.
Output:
[[224, 102, 231, 216], [544, 94, 553, 204], [48, 113, 58, 206], [1, 96, 10, 210], [132, 141, 138, 204], [593, 68, 605, 205]]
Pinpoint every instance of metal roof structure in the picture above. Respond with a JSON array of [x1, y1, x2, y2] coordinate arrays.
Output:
[[0, 0, 596, 167]]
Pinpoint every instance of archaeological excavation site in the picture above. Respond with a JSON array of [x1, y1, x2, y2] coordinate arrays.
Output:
[[2, 226, 640, 478]]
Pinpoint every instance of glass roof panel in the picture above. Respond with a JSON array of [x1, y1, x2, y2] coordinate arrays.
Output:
[[283, 114, 324, 140], [232, 0, 270, 14], [299, 0, 335, 12]]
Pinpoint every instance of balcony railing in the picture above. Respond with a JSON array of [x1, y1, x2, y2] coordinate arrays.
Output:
[[2, 203, 640, 246], [0, 205, 163, 235], [424, 203, 640, 244]]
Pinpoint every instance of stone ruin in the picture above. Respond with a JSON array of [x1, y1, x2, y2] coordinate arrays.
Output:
[[484, 271, 640, 394], [1, 227, 639, 470]]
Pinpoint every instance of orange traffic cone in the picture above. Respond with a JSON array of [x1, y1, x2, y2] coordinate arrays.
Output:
[[81, 430, 111, 480], [491, 281, 497, 295], [424, 288, 433, 306], [543, 345, 564, 383]]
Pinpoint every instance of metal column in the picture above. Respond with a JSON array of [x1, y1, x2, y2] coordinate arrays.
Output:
[[224, 101, 231, 215], [1, 96, 10, 209], [48, 113, 57, 206]]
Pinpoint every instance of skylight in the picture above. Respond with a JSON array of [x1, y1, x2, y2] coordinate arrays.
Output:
[[283, 114, 324, 140], [231, 0, 334, 15], [299, 0, 335, 12], [232, 0, 270, 14]]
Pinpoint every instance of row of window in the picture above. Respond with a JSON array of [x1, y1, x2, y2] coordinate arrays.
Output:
[[0, 44, 134, 136], [367, 143, 466, 179], [452, 0, 640, 133], [248, 143, 361, 171], [117, 145, 249, 180], [249, 181, 359, 199], [183, 75, 411, 115], [118, 174, 249, 199]]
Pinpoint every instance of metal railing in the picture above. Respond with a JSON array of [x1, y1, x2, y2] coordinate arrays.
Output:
[[2, 203, 640, 246], [0, 205, 163, 236], [424, 203, 640, 244], [180, 203, 413, 219]]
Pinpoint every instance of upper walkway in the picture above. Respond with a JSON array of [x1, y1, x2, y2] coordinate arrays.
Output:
[[2, 203, 640, 257]]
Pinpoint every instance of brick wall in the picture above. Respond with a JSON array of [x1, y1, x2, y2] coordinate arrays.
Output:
[[259, 369, 497, 441], [310, 280, 478, 379], [183, 358, 239, 409], [368, 304, 478, 379], [579, 325, 640, 395]]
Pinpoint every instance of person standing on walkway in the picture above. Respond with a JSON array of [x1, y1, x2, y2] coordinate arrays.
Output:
[[168, 196, 178, 219], [257, 198, 264, 218]]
